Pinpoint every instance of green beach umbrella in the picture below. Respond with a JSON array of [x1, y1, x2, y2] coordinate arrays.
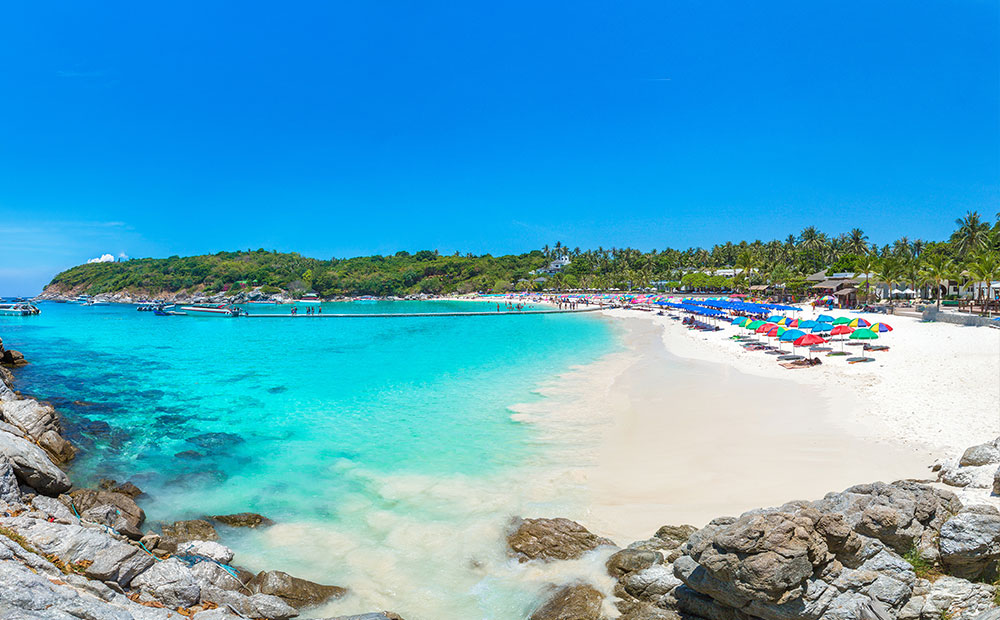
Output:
[[747, 320, 765, 329], [832, 317, 851, 325], [849, 328, 878, 340]]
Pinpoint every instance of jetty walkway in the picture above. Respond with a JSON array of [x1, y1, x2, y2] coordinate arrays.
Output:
[[235, 307, 604, 318]]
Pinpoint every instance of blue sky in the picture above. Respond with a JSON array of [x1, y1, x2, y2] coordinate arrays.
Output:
[[1, 1, 997, 294]]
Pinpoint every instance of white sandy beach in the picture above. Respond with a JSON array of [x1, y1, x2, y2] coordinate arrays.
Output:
[[510, 304, 1000, 544]]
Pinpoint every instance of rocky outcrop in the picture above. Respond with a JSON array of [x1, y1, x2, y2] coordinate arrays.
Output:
[[0, 368, 77, 467], [938, 505, 1000, 579], [161, 518, 219, 545], [247, 569, 347, 608], [0, 430, 70, 494], [66, 487, 147, 539], [211, 512, 274, 528], [936, 437, 1000, 492], [130, 557, 202, 607], [508, 517, 616, 562], [529, 583, 606, 620], [666, 481, 968, 620]]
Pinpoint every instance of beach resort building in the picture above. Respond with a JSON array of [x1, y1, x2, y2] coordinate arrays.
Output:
[[533, 255, 572, 276]]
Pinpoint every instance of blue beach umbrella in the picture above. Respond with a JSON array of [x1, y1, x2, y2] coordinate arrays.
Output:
[[778, 329, 806, 342], [798, 320, 817, 329], [811, 323, 833, 333], [767, 315, 784, 323], [817, 314, 835, 323]]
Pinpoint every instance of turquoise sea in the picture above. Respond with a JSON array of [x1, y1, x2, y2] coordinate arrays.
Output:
[[0, 301, 619, 618]]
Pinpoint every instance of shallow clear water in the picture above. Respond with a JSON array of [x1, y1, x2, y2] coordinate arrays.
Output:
[[0, 301, 617, 618]]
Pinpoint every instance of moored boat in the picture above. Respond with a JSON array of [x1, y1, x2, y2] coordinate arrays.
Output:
[[0, 303, 41, 316]]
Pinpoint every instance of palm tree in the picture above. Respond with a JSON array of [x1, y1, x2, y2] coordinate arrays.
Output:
[[846, 228, 869, 255], [855, 255, 876, 304], [736, 250, 756, 292], [967, 252, 1000, 316], [798, 226, 825, 250], [920, 254, 953, 310], [952, 211, 991, 257], [875, 257, 903, 305]]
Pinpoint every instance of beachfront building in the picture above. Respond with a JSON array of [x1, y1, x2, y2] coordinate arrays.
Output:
[[808, 271, 860, 307], [532, 255, 572, 276]]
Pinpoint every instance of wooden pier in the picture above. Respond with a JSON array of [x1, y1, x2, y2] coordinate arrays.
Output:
[[234, 307, 604, 318]]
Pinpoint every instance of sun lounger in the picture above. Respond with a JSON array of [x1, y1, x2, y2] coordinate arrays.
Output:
[[780, 358, 822, 369], [847, 356, 875, 364], [864, 344, 889, 352]]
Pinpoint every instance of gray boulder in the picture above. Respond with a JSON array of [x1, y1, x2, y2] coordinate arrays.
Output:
[[939, 509, 1000, 579], [627, 524, 697, 561], [960, 440, 1000, 467], [508, 517, 616, 562], [130, 557, 201, 608], [0, 397, 60, 441], [247, 569, 347, 607], [667, 482, 954, 620], [899, 576, 998, 619], [30, 495, 74, 522], [607, 548, 663, 578], [210, 512, 274, 528], [191, 560, 246, 591], [37, 429, 75, 464], [83, 543, 155, 586], [67, 487, 145, 535], [0, 456, 21, 503], [528, 583, 605, 620], [161, 518, 218, 544], [177, 540, 235, 564], [0, 430, 70, 495], [200, 584, 299, 619], [623, 564, 682, 602]]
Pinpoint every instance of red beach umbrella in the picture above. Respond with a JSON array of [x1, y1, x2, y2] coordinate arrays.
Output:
[[794, 333, 827, 359], [830, 325, 854, 352], [755, 322, 777, 333], [794, 334, 827, 347]]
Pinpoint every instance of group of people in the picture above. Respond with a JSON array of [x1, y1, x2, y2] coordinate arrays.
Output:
[[495, 302, 527, 312], [290, 306, 322, 315]]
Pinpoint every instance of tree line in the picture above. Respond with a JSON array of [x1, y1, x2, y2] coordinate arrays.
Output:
[[46, 211, 1000, 305]]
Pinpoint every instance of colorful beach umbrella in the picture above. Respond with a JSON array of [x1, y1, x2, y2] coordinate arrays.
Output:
[[779, 329, 806, 342], [848, 318, 871, 328], [765, 326, 787, 338], [868, 322, 893, 333], [795, 333, 828, 358], [794, 333, 827, 347], [813, 295, 835, 305], [732, 317, 750, 326], [849, 328, 879, 340]]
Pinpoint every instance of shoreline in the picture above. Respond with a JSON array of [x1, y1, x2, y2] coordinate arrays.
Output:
[[510, 312, 940, 542], [3, 299, 1000, 619]]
